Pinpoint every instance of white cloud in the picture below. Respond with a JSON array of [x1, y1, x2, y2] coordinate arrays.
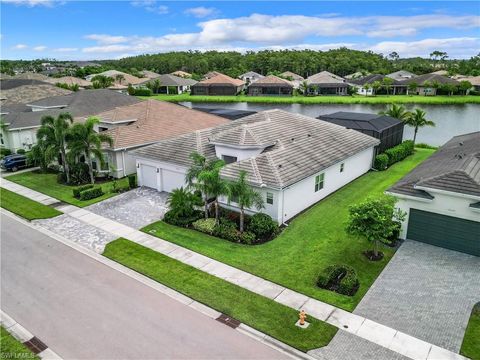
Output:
[[82, 44, 133, 54], [13, 43, 28, 49], [184, 7, 218, 18], [33, 45, 46, 51], [54, 47, 77, 52], [85, 34, 128, 44], [130, 0, 168, 15], [1, 0, 58, 7]]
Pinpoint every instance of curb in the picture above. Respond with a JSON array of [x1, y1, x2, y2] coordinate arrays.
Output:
[[1, 209, 310, 360], [0, 310, 62, 360]]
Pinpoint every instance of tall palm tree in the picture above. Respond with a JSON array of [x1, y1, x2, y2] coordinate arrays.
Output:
[[404, 109, 435, 145], [196, 160, 227, 224], [299, 80, 309, 96], [379, 104, 410, 121], [67, 117, 113, 184], [115, 74, 125, 84], [227, 170, 264, 233], [37, 113, 73, 183]]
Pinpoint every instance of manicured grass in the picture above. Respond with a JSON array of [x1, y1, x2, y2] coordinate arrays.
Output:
[[1, 326, 39, 360], [0, 187, 61, 220], [142, 94, 480, 105], [5, 171, 130, 207], [461, 304, 480, 360], [103, 238, 337, 352], [143, 148, 435, 311]]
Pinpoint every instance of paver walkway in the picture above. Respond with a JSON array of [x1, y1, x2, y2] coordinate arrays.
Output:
[[0, 179, 469, 360]]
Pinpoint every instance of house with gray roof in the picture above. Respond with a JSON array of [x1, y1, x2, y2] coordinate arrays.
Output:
[[132, 109, 379, 223], [400, 73, 459, 96], [306, 71, 348, 95], [387, 132, 480, 256], [238, 71, 264, 85], [386, 70, 417, 81], [136, 74, 197, 94], [348, 74, 407, 95]]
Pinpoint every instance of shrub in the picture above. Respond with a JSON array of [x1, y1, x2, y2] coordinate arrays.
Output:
[[114, 184, 130, 193], [79, 187, 104, 201], [192, 218, 216, 235], [56, 172, 67, 184], [163, 209, 203, 227], [415, 143, 437, 149], [374, 154, 389, 170], [128, 174, 136, 189], [73, 184, 94, 198], [16, 149, 26, 154], [247, 213, 279, 240], [0, 148, 12, 157], [380, 141, 415, 168], [212, 223, 257, 244], [134, 88, 153, 96], [317, 264, 359, 296], [69, 162, 90, 185]]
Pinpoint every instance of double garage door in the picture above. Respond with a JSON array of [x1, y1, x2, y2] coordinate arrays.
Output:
[[139, 164, 185, 193], [407, 209, 480, 256]]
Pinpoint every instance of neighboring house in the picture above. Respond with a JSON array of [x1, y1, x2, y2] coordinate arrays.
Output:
[[430, 70, 449, 76], [191, 73, 245, 96], [344, 71, 368, 80], [239, 71, 264, 85], [306, 71, 348, 95], [462, 76, 480, 91], [318, 111, 404, 154], [171, 70, 192, 78], [45, 76, 92, 88], [203, 71, 222, 80], [1, 83, 72, 105], [85, 70, 144, 90], [192, 107, 257, 120], [132, 109, 379, 223], [400, 74, 459, 96], [349, 74, 407, 95], [140, 70, 162, 79], [1, 89, 140, 152], [94, 100, 228, 178], [386, 70, 417, 81], [279, 71, 304, 89], [387, 132, 480, 256], [247, 75, 293, 96], [137, 74, 197, 94], [11, 72, 51, 81]]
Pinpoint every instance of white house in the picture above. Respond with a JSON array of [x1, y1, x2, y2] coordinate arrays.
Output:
[[387, 132, 480, 256], [132, 110, 379, 224], [238, 71, 264, 85]]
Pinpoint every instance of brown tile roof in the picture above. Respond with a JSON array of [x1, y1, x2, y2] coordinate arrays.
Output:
[[1, 84, 72, 105], [12, 72, 51, 81], [248, 75, 293, 87], [197, 73, 245, 86], [101, 100, 228, 150], [171, 70, 192, 78], [280, 71, 304, 81], [45, 76, 92, 87]]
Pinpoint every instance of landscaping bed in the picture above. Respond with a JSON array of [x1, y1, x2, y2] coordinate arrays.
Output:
[[142, 148, 434, 311], [103, 238, 337, 352], [461, 303, 480, 360], [0, 326, 39, 360], [5, 171, 131, 207], [0, 188, 62, 220]]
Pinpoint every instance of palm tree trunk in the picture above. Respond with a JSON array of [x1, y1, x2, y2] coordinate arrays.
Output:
[[239, 208, 244, 233], [215, 199, 220, 225], [61, 147, 70, 184], [86, 151, 94, 184], [413, 127, 418, 145], [204, 195, 208, 219], [373, 240, 378, 257]]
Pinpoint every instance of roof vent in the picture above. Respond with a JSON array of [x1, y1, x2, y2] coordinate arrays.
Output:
[[307, 134, 312, 137], [278, 164, 282, 168], [291, 137, 295, 142], [459, 142, 464, 146]]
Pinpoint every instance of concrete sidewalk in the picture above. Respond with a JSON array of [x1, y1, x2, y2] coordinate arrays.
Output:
[[0, 179, 468, 360], [1, 178, 60, 206]]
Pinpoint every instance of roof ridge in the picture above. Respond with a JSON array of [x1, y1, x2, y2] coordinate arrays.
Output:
[[265, 153, 284, 188], [250, 158, 263, 185], [195, 130, 202, 153], [417, 169, 478, 187]]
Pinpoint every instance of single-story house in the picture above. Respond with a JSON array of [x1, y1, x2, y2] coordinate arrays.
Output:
[[238, 71, 264, 85], [0, 82, 72, 105], [387, 132, 480, 256], [93, 100, 228, 178], [191, 107, 257, 120], [344, 71, 368, 80], [247, 75, 293, 96], [318, 111, 404, 154], [386, 70, 417, 81], [85, 70, 145, 91], [137, 74, 197, 94], [45, 76, 92, 88], [132, 109, 379, 223], [463, 76, 480, 91], [203, 71, 222, 80], [306, 71, 348, 95], [349, 74, 407, 95], [171, 70, 192, 78], [191, 73, 245, 96], [279, 71, 304, 89], [400, 74, 459, 96], [140, 70, 162, 79]]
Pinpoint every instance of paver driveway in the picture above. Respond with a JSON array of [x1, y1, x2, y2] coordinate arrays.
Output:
[[86, 187, 169, 229], [311, 240, 480, 359]]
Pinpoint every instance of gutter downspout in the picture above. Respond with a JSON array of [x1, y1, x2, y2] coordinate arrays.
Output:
[[122, 150, 126, 178], [281, 188, 288, 227]]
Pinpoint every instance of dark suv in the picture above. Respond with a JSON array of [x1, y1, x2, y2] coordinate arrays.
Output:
[[0, 154, 28, 172]]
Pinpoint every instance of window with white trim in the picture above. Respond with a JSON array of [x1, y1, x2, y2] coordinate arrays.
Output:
[[266, 192, 273, 205], [314, 173, 325, 192], [340, 163, 345, 173]]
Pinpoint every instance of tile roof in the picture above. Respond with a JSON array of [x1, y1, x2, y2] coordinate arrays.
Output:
[[239, 71, 264, 78], [133, 109, 380, 189], [1, 79, 51, 90], [389, 132, 480, 198], [88, 70, 145, 86], [203, 71, 222, 79], [463, 76, 480, 86], [399, 74, 459, 86], [248, 75, 293, 87], [350, 74, 404, 86], [319, 112, 402, 133], [1, 84, 72, 105], [280, 71, 304, 81], [138, 74, 197, 87], [12, 72, 51, 81], [45, 76, 92, 87], [171, 70, 192, 78], [196, 73, 245, 87], [386, 70, 417, 81], [307, 71, 347, 86], [140, 70, 162, 79]]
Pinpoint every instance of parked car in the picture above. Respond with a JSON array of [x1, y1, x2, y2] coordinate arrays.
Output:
[[0, 154, 29, 172]]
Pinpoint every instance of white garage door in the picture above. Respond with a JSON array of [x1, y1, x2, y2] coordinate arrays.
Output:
[[162, 169, 186, 193], [140, 164, 157, 189]]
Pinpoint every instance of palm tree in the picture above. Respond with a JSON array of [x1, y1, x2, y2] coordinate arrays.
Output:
[[371, 81, 382, 96], [404, 109, 435, 145], [196, 160, 227, 224], [379, 104, 410, 121], [167, 187, 201, 218], [227, 170, 264, 233], [67, 117, 113, 184], [29, 139, 53, 172], [408, 82, 418, 95], [382, 77, 393, 95], [37, 113, 73, 183], [299, 80, 309, 96], [115, 74, 125, 84], [91, 75, 114, 89], [363, 83, 371, 96]]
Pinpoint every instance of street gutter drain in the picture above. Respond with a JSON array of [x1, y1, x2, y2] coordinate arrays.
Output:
[[216, 314, 241, 329], [23, 337, 48, 354]]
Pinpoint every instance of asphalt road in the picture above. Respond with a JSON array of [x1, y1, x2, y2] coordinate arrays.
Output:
[[1, 214, 289, 360]]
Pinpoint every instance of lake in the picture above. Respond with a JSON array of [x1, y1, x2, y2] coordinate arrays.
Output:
[[180, 102, 480, 146]]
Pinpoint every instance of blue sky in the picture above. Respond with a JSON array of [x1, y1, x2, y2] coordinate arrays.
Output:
[[1, 1, 479, 60]]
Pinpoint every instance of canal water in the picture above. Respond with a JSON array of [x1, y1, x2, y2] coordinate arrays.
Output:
[[180, 102, 480, 146]]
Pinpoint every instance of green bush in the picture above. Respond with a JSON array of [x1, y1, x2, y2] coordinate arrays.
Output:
[[380, 141, 415, 168], [79, 187, 104, 201], [56, 172, 67, 184], [415, 143, 437, 149], [317, 264, 359, 296], [73, 184, 94, 198], [16, 149, 26, 155], [134, 88, 153, 96], [192, 218, 216, 235], [69, 162, 90, 185], [128, 174, 136, 189], [113, 184, 130, 193], [247, 213, 279, 241], [212, 223, 256, 244], [374, 154, 389, 170], [163, 209, 203, 227], [0, 148, 12, 157]]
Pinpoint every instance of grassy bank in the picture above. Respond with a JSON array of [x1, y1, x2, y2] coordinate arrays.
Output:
[[0, 187, 61, 220], [1, 326, 39, 360], [461, 304, 480, 360], [141, 94, 480, 105], [103, 238, 337, 352], [142, 148, 434, 311]]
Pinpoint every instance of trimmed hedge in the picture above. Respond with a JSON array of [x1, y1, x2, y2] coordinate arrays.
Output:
[[134, 88, 153, 96], [317, 264, 359, 296], [0, 148, 12, 157], [128, 174, 136, 189], [73, 184, 94, 198], [247, 213, 279, 241], [212, 223, 256, 244], [16, 149, 26, 154], [79, 187, 104, 201], [164, 209, 203, 227], [375, 140, 415, 170], [374, 154, 389, 170]]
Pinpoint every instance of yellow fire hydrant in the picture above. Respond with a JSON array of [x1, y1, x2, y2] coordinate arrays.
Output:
[[299, 310, 307, 326]]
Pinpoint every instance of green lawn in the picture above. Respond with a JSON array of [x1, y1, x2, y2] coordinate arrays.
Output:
[[143, 148, 434, 311], [0, 187, 62, 220], [5, 171, 130, 207], [142, 94, 480, 105], [1, 326, 39, 360], [103, 238, 337, 352], [461, 303, 480, 360]]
